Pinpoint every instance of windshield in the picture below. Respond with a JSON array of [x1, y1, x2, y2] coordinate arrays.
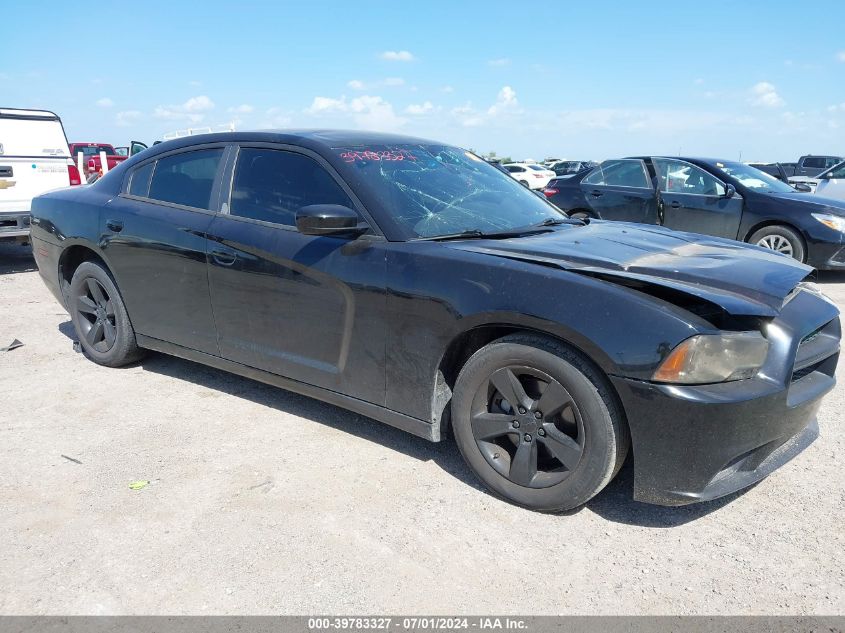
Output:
[[528, 164, 546, 171], [709, 161, 797, 194], [336, 144, 564, 238]]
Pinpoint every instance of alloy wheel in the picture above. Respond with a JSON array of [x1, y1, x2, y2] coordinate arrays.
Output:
[[470, 365, 584, 488], [757, 234, 794, 257], [75, 277, 117, 353]]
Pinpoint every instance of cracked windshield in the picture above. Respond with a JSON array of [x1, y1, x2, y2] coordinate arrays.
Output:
[[336, 145, 563, 238]]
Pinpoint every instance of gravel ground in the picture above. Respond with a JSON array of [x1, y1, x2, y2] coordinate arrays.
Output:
[[0, 241, 843, 615]]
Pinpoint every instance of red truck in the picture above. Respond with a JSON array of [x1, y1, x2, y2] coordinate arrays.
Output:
[[68, 141, 148, 177]]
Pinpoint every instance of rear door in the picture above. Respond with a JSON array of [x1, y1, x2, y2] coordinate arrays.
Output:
[[579, 159, 659, 223], [0, 109, 72, 217], [205, 144, 387, 404], [101, 146, 225, 354], [651, 158, 743, 238]]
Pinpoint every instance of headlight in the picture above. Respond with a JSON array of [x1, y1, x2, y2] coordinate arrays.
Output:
[[811, 213, 845, 232], [653, 332, 769, 384]]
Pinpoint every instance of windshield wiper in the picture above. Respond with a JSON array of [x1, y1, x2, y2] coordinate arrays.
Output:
[[416, 227, 555, 242]]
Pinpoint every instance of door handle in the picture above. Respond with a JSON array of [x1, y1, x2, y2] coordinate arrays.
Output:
[[211, 249, 237, 266], [669, 201, 682, 208], [105, 219, 123, 232], [590, 190, 603, 198]]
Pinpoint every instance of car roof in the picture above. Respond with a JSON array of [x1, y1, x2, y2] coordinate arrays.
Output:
[[147, 129, 443, 155]]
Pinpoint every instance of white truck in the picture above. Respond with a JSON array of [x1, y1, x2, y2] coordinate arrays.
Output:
[[0, 108, 81, 243]]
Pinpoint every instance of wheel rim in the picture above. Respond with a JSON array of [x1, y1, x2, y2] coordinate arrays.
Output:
[[75, 277, 117, 353], [470, 365, 584, 489], [757, 234, 794, 257]]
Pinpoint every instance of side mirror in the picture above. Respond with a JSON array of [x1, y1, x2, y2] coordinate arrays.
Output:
[[295, 204, 365, 237], [723, 183, 736, 198], [793, 182, 812, 193]]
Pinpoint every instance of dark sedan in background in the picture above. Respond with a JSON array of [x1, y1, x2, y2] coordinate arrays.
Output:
[[543, 157, 845, 269], [29, 132, 840, 512]]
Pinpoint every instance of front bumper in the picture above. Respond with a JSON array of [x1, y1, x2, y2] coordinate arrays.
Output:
[[612, 288, 840, 506], [0, 212, 31, 238]]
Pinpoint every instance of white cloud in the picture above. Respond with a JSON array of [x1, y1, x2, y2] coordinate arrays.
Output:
[[383, 77, 405, 86], [488, 58, 511, 67], [380, 50, 415, 62], [405, 101, 434, 115], [440, 85, 454, 93], [189, 80, 202, 87], [349, 95, 405, 130], [115, 110, 142, 127], [305, 96, 348, 115], [836, 51, 845, 62], [693, 78, 704, 85], [749, 82, 785, 108], [96, 97, 114, 108], [227, 104, 254, 114], [347, 79, 365, 90], [154, 95, 216, 123], [488, 85, 518, 116], [304, 94, 405, 131], [260, 107, 292, 128], [828, 103, 845, 113]]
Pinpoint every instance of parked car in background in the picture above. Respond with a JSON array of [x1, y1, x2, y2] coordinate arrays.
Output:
[[748, 162, 795, 182], [812, 160, 845, 202], [29, 130, 839, 512], [68, 141, 148, 177], [503, 162, 554, 189], [794, 155, 842, 178], [0, 108, 81, 243], [550, 160, 598, 177], [543, 156, 845, 269]]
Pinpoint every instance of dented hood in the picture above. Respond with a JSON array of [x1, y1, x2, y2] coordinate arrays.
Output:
[[449, 221, 812, 317]]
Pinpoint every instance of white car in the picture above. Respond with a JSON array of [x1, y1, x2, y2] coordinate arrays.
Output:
[[0, 108, 81, 242], [813, 160, 845, 202], [503, 163, 555, 189]]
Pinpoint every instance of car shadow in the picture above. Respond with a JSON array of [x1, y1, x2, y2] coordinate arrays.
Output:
[[814, 270, 845, 285], [57, 320, 748, 527], [0, 242, 37, 274]]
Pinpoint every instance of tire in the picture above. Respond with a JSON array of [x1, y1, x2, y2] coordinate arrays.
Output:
[[569, 210, 594, 221], [519, 180, 530, 188], [451, 334, 629, 512], [69, 260, 144, 367], [749, 225, 805, 263]]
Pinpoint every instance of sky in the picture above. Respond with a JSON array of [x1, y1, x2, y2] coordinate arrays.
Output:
[[2, 1, 844, 162]]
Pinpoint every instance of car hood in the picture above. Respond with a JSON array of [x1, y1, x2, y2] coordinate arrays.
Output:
[[449, 221, 812, 317], [763, 191, 845, 215]]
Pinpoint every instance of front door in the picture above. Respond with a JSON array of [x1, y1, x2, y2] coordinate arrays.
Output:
[[652, 158, 743, 239], [205, 145, 387, 405], [579, 159, 659, 224]]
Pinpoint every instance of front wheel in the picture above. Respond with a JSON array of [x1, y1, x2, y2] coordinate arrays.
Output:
[[749, 225, 805, 263], [451, 334, 629, 512], [69, 260, 144, 367]]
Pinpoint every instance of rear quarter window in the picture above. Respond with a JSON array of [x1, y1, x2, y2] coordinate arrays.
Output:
[[127, 162, 154, 198]]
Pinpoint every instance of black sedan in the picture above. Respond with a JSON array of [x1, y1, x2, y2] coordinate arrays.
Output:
[[543, 157, 845, 269], [30, 132, 839, 511]]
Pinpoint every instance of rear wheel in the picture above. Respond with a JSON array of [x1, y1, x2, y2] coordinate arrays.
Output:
[[69, 261, 144, 367], [749, 225, 805, 262], [519, 180, 530, 188], [451, 334, 629, 512], [568, 210, 594, 221]]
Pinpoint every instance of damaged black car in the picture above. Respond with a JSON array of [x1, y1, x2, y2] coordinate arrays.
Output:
[[29, 131, 840, 511]]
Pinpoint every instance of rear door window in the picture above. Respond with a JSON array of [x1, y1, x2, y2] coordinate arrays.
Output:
[[147, 148, 224, 210], [583, 159, 651, 188], [229, 148, 353, 227], [802, 157, 825, 169]]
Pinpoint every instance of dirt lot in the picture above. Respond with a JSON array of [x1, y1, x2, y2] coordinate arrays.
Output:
[[0, 241, 843, 615]]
